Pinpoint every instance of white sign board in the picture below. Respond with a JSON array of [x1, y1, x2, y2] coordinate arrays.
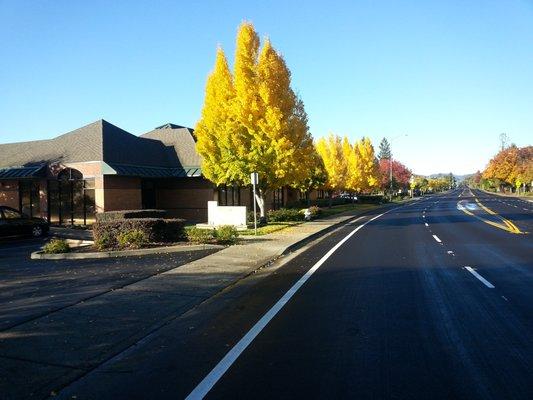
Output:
[[205, 201, 247, 229], [250, 172, 259, 185]]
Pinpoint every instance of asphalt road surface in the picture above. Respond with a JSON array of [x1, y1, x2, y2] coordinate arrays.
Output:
[[43, 190, 533, 399]]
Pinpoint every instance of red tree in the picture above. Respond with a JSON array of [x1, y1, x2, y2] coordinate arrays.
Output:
[[379, 159, 411, 190]]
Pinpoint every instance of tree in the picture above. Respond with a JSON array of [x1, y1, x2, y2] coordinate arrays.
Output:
[[378, 137, 392, 160], [195, 48, 236, 186], [316, 134, 347, 206], [195, 22, 315, 218], [356, 137, 379, 192], [378, 159, 411, 191]]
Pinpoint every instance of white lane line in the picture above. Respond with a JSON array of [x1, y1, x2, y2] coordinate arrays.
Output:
[[424, 222, 429, 227], [432, 234, 442, 243], [185, 211, 389, 400], [524, 208, 529, 211], [464, 266, 495, 289]]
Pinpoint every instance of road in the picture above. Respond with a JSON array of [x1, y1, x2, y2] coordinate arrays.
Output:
[[20, 189, 533, 399]]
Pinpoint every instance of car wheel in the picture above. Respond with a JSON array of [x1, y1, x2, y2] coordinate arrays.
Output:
[[32, 225, 43, 237]]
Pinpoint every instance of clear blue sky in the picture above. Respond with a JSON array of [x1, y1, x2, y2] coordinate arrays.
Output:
[[1, 0, 532, 175]]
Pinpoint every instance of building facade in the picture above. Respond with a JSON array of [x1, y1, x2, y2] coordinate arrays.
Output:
[[0, 120, 302, 224]]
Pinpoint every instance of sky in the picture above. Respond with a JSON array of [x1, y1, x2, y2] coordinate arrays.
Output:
[[1, 0, 532, 175]]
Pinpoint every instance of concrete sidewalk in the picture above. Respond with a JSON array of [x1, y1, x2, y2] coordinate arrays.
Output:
[[0, 203, 394, 400]]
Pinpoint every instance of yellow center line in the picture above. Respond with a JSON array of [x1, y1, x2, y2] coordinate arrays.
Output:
[[469, 194, 525, 234]]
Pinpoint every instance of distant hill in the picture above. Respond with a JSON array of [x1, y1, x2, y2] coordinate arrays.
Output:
[[426, 173, 471, 183]]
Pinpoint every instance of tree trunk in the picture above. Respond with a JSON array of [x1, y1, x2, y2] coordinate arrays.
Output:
[[254, 188, 268, 222], [328, 190, 333, 208], [306, 191, 311, 207]]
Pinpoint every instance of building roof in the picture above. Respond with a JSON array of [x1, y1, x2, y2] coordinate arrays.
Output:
[[141, 125, 201, 168], [0, 120, 202, 177]]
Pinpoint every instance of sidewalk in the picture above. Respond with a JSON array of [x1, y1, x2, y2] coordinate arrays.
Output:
[[0, 203, 395, 400]]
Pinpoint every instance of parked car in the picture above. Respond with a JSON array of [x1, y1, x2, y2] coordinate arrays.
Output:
[[0, 206, 49, 238]]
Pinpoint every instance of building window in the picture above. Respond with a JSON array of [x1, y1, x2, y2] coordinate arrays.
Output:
[[48, 168, 95, 225], [218, 184, 241, 206], [19, 180, 40, 217], [272, 188, 284, 210]]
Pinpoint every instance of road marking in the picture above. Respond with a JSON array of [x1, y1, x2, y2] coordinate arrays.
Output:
[[432, 234, 442, 243], [447, 250, 454, 255], [501, 296, 509, 302], [424, 222, 429, 227], [464, 266, 495, 288], [185, 211, 389, 400]]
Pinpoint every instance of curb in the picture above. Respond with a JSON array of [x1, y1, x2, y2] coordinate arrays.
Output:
[[280, 201, 404, 256], [31, 243, 224, 260]]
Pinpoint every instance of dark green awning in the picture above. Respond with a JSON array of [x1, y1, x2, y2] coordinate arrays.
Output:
[[0, 165, 46, 179], [106, 163, 201, 178]]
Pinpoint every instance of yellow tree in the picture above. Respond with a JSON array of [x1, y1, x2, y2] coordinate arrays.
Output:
[[342, 136, 361, 195], [316, 134, 347, 206], [356, 137, 379, 192], [195, 47, 236, 185], [195, 22, 315, 218]]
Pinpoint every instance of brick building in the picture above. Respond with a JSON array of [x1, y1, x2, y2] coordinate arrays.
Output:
[[0, 120, 301, 224]]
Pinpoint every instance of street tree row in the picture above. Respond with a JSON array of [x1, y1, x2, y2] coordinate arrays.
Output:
[[467, 145, 533, 193], [194, 22, 413, 215]]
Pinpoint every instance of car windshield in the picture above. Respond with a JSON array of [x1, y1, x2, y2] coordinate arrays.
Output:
[[3, 209, 22, 219]]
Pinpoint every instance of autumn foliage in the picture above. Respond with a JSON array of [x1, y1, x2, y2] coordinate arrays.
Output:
[[482, 145, 533, 191]]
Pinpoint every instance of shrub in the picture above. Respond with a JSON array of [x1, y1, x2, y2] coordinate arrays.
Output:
[[214, 225, 239, 244], [93, 218, 186, 249], [117, 229, 148, 249], [43, 239, 70, 254], [94, 231, 115, 250], [186, 227, 215, 244], [96, 209, 167, 223], [267, 208, 305, 222], [308, 206, 322, 218]]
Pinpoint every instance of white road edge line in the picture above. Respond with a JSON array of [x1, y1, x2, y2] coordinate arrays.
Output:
[[432, 234, 442, 243], [185, 211, 390, 400], [464, 266, 495, 289]]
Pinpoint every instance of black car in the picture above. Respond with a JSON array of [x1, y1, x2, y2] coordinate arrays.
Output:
[[0, 206, 50, 238]]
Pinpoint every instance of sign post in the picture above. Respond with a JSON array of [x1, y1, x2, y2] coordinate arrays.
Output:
[[251, 172, 259, 236]]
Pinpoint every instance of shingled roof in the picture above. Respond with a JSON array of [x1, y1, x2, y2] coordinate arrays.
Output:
[[0, 120, 202, 178]]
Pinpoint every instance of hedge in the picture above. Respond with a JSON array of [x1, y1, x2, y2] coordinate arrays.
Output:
[[267, 208, 305, 222], [95, 209, 167, 223], [93, 218, 185, 249]]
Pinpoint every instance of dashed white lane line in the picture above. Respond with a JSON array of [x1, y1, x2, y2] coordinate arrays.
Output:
[[464, 266, 495, 289], [432, 234, 442, 243], [424, 222, 429, 227], [185, 211, 389, 400]]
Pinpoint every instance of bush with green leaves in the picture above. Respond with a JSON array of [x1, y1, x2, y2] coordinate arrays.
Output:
[[186, 227, 215, 244], [267, 208, 305, 222], [214, 225, 239, 244], [308, 206, 322, 218], [93, 218, 186, 250], [117, 229, 148, 249], [94, 231, 115, 250], [43, 239, 70, 254]]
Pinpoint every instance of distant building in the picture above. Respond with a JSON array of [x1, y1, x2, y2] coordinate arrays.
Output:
[[0, 120, 298, 224]]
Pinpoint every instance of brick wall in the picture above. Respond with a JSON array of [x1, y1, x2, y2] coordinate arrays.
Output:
[[156, 177, 215, 222], [103, 176, 142, 211]]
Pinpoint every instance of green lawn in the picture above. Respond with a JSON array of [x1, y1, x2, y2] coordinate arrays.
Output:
[[240, 221, 302, 236], [240, 203, 381, 236], [318, 202, 379, 218]]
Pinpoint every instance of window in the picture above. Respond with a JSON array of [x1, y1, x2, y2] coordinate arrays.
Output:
[[3, 208, 22, 219], [218, 185, 241, 206]]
